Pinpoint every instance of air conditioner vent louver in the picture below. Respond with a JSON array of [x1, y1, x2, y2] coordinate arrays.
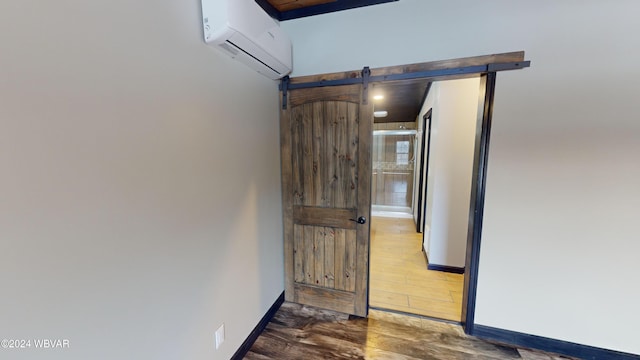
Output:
[[226, 41, 281, 76], [219, 42, 239, 56]]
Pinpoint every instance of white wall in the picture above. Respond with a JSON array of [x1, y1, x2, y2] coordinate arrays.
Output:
[[282, 0, 640, 355], [417, 78, 480, 268], [0, 1, 283, 359]]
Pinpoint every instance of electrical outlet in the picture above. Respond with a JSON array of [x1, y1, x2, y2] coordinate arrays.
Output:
[[215, 323, 225, 349]]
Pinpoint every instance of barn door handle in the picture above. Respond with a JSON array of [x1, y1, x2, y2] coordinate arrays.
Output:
[[349, 216, 367, 225]]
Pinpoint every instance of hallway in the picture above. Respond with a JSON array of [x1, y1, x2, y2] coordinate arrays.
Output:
[[369, 216, 464, 321]]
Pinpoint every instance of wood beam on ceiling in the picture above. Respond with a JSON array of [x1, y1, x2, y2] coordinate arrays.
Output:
[[267, 0, 337, 13], [257, 0, 399, 21]]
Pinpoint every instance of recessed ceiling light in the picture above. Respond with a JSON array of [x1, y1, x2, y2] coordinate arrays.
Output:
[[373, 94, 384, 100], [374, 111, 388, 118]]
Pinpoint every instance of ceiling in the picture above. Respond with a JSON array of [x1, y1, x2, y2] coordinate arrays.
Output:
[[371, 79, 431, 123], [257, 0, 398, 21]]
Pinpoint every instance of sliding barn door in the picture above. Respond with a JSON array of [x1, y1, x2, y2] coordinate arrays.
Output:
[[281, 84, 373, 316]]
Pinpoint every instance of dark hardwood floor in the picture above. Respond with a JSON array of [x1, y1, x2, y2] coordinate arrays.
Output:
[[244, 302, 575, 360]]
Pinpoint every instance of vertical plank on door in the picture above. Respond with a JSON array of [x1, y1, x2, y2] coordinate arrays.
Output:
[[324, 227, 335, 288], [312, 102, 324, 207], [334, 228, 346, 291], [314, 226, 325, 286], [344, 229, 357, 292], [324, 102, 337, 208], [303, 225, 315, 284], [292, 106, 304, 206], [346, 102, 358, 209], [293, 224, 304, 283], [334, 102, 346, 209], [302, 104, 314, 206]]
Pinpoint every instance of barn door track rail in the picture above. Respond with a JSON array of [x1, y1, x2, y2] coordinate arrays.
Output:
[[279, 61, 530, 109]]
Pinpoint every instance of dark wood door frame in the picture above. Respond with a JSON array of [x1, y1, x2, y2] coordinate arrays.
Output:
[[280, 52, 529, 334], [415, 109, 432, 233], [462, 73, 496, 333]]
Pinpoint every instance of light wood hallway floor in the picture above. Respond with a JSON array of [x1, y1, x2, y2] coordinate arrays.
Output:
[[370, 216, 464, 321]]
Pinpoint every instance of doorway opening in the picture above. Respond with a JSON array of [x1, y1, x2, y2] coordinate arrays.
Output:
[[278, 52, 529, 333], [369, 76, 481, 322]]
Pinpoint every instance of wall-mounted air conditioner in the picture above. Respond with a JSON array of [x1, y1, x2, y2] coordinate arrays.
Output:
[[201, 0, 293, 80]]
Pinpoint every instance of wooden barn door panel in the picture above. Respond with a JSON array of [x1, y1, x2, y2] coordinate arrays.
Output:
[[281, 84, 372, 316]]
